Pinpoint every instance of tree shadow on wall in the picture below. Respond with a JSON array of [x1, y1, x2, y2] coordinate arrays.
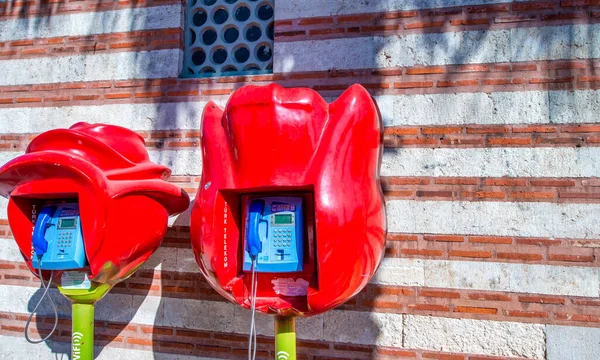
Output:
[[7, 0, 596, 357], [259, 1, 597, 359], [28, 274, 153, 359], [27, 287, 71, 360]]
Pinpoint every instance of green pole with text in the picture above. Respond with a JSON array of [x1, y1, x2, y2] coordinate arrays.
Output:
[[71, 303, 94, 360], [58, 282, 111, 360]]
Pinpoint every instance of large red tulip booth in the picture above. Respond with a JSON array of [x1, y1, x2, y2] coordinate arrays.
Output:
[[0, 123, 189, 359], [191, 84, 387, 358]]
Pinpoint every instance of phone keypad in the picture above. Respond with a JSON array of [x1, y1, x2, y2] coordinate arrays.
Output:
[[272, 227, 293, 248], [57, 231, 74, 248]]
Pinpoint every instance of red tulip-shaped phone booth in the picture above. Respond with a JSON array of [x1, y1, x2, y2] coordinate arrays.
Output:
[[0, 122, 189, 359], [191, 84, 386, 358]]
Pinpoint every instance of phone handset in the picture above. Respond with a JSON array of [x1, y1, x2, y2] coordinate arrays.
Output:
[[246, 199, 267, 360], [32, 206, 55, 258], [247, 199, 266, 259], [27, 205, 59, 345]]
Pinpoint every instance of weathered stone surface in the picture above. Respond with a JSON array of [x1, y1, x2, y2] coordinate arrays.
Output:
[[368, 256, 600, 297], [389, 92, 547, 126], [95, 293, 137, 323], [0, 101, 227, 133], [275, 30, 511, 73], [1, 50, 180, 86], [231, 307, 324, 340], [424, 260, 509, 292], [3, 87, 599, 135], [276, 25, 597, 72], [0, 237, 23, 262], [324, 310, 403, 347], [0, 198, 8, 224], [231, 306, 275, 337], [380, 30, 510, 68], [162, 297, 235, 332], [148, 149, 203, 176], [387, 199, 600, 240], [550, 90, 600, 124], [381, 147, 600, 178], [547, 325, 600, 360], [0, 6, 182, 42], [371, 258, 425, 286], [422, 260, 599, 297], [404, 315, 545, 359], [0, 285, 71, 317], [142, 246, 180, 272], [511, 24, 600, 62], [275, 0, 512, 19], [509, 263, 600, 297], [0, 334, 214, 359], [276, 37, 378, 73], [130, 294, 165, 326]]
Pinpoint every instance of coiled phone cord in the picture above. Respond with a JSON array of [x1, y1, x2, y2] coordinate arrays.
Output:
[[248, 259, 258, 360], [24, 257, 59, 344]]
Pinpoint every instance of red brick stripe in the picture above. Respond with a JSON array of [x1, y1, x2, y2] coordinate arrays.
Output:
[[144, 125, 600, 151], [275, 0, 600, 42], [0, 59, 598, 108], [158, 227, 600, 266], [382, 176, 600, 203], [0, 138, 599, 202], [0, 29, 183, 60], [2, 210, 598, 255], [385, 232, 600, 266], [384, 124, 600, 148], [0, 312, 523, 360], [0, 0, 180, 20], [147, 125, 600, 150], [2, 262, 600, 328], [2, 129, 600, 201], [2, 123, 599, 156], [0, 171, 595, 205]]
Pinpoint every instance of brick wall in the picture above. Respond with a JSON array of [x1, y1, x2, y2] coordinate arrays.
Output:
[[0, 0, 599, 359]]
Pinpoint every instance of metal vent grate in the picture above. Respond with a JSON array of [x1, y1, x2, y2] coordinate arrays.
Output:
[[184, 0, 274, 78]]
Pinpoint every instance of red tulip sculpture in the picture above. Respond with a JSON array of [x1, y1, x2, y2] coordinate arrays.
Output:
[[0, 122, 190, 359], [191, 84, 386, 356]]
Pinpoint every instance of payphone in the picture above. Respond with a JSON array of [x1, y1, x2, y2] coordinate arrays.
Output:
[[31, 203, 86, 270], [242, 196, 305, 359], [243, 197, 304, 273], [26, 202, 88, 345]]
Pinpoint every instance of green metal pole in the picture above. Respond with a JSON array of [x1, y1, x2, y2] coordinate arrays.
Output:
[[274, 316, 296, 360], [58, 281, 111, 360], [71, 302, 94, 360]]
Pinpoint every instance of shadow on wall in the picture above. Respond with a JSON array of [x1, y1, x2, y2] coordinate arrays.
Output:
[[29, 279, 152, 358], [28, 287, 70, 360], [1, 0, 159, 63], [7, 0, 596, 356]]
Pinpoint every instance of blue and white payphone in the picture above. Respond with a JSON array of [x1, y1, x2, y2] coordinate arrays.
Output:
[[31, 203, 86, 270], [25, 202, 87, 344], [243, 196, 304, 273]]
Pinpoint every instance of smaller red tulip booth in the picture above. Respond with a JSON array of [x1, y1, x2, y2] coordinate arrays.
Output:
[[0, 123, 189, 359], [190, 84, 386, 357]]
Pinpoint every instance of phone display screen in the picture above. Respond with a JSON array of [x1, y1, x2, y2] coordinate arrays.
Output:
[[274, 214, 292, 224], [59, 218, 76, 229]]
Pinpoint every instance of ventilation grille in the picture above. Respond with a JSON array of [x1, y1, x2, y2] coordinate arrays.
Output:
[[184, 0, 274, 77]]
